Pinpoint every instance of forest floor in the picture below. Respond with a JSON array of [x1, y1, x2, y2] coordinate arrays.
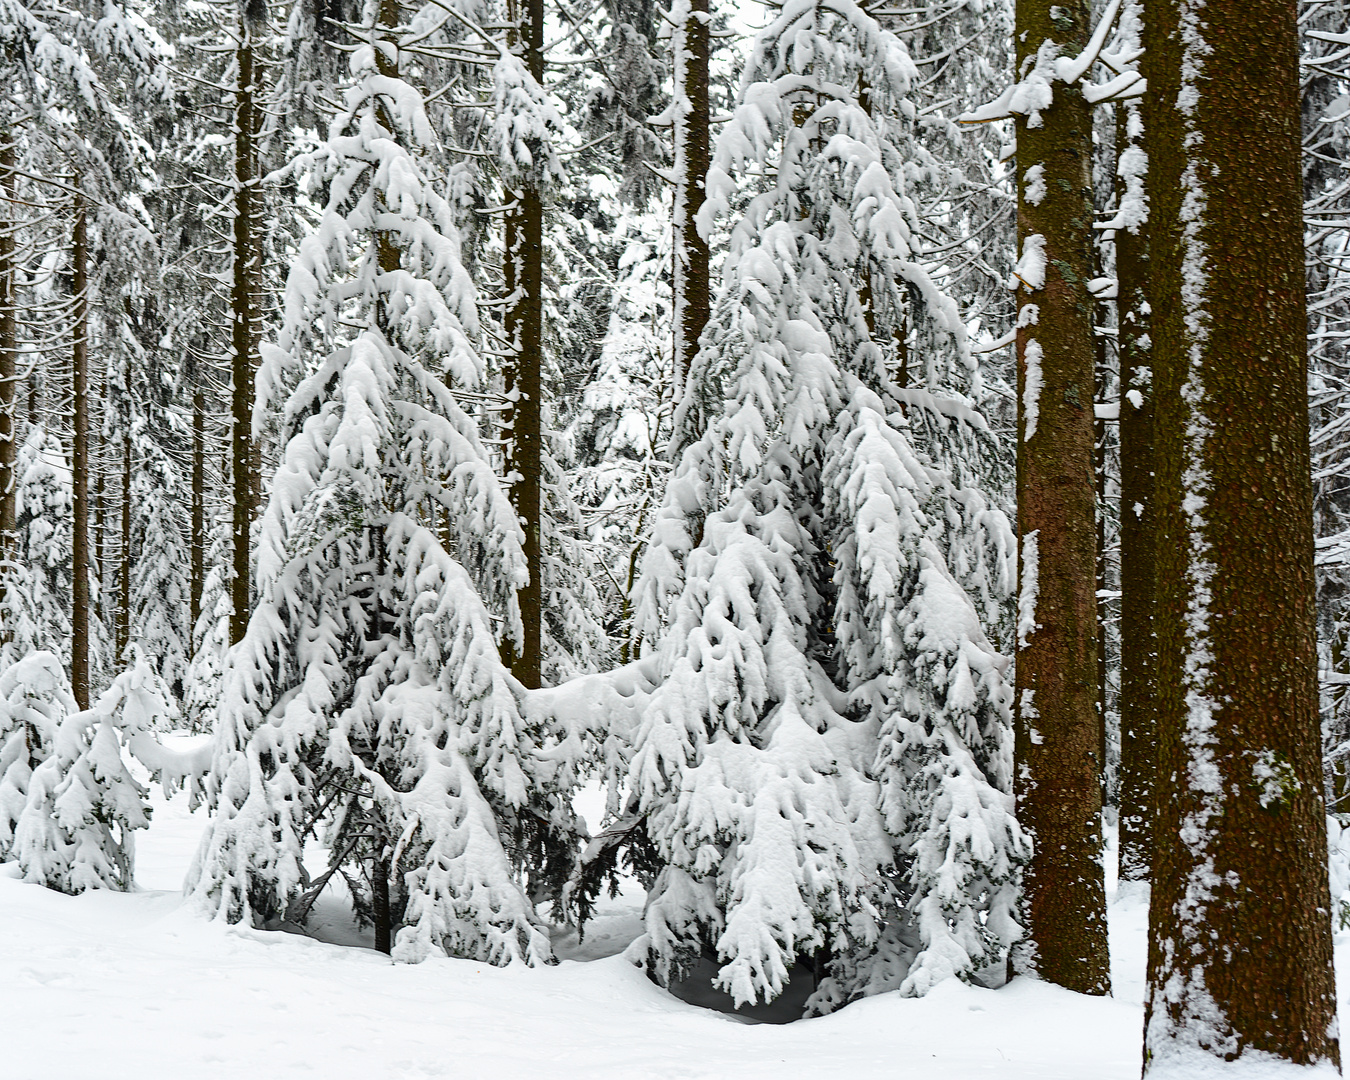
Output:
[[1, 746, 1339, 1080]]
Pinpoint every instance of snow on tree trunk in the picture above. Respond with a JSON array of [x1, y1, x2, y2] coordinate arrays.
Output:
[[1142, 0, 1341, 1070], [668, 0, 711, 404], [1006, 0, 1110, 995], [230, 13, 262, 648], [72, 195, 92, 710], [1111, 2, 1154, 883]]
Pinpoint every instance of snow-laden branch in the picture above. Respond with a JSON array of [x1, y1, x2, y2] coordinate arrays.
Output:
[[957, 0, 1138, 125]]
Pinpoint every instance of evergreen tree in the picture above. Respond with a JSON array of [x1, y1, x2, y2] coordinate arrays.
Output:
[[0, 650, 74, 861], [188, 3, 580, 963], [625, 0, 1023, 1014], [12, 651, 173, 894]]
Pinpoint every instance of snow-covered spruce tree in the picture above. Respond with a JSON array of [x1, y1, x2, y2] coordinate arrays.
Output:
[[187, 4, 581, 964], [625, 0, 1024, 1014], [0, 425, 74, 666], [128, 443, 194, 703], [0, 651, 75, 861], [12, 650, 175, 893]]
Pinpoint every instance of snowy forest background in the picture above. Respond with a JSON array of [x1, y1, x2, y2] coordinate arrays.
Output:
[[0, 0, 1348, 1056]]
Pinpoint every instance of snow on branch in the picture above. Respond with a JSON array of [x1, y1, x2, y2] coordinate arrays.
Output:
[[957, 0, 1138, 125]]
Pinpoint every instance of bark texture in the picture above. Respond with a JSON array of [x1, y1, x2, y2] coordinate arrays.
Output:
[[671, 0, 710, 400], [1142, 0, 1341, 1068], [1010, 0, 1110, 995], [71, 195, 91, 709], [230, 24, 260, 646], [1114, 99, 1155, 884], [502, 0, 546, 690]]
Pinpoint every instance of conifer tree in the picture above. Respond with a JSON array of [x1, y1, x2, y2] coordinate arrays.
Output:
[[12, 651, 174, 894], [188, 1, 581, 962], [626, 0, 1024, 1013], [0, 651, 74, 861]]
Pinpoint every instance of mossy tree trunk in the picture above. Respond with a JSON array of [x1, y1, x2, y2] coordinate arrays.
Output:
[[1142, 0, 1341, 1068], [1010, 0, 1111, 995]]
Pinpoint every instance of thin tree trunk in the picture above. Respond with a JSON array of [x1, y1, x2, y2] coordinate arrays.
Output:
[[71, 195, 90, 708], [190, 387, 205, 641], [0, 136, 15, 581], [1094, 242, 1110, 799], [1114, 96, 1154, 884], [671, 0, 710, 402], [1142, 0, 1340, 1067], [1009, 0, 1110, 994], [502, 0, 545, 690], [117, 429, 131, 659], [230, 24, 260, 646]]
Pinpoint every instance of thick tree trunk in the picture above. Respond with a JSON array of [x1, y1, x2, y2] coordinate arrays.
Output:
[[1010, 0, 1110, 994], [1142, 0, 1341, 1069], [230, 27, 260, 646], [71, 195, 91, 709], [671, 0, 710, 401], [0, 136, 15, 580], [502, 0, 546, 690], [1114, 98, 1154, 884]]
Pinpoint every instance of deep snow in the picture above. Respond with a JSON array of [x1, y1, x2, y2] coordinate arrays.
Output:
[[0, 773, 1336, 1079]]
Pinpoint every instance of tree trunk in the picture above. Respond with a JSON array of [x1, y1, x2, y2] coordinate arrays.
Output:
[[1142, 0, 1341, 1068], [230, 25, 260, 646], [671, 0, 710, 402], [371, 845, 392, 955], [502, 0, 546, 690], [71, 194, 91, 709], [1094, 242, 1110, 801], [117, 428, 131, 659], [1010, 0, 1110, 994], [0, 136, 15, 582], [190, 387, 205, 641], [1114, 97, 1154, 884]]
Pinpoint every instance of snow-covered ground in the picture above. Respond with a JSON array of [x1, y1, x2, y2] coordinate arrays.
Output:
[[0, 778, 1339, 1080]]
